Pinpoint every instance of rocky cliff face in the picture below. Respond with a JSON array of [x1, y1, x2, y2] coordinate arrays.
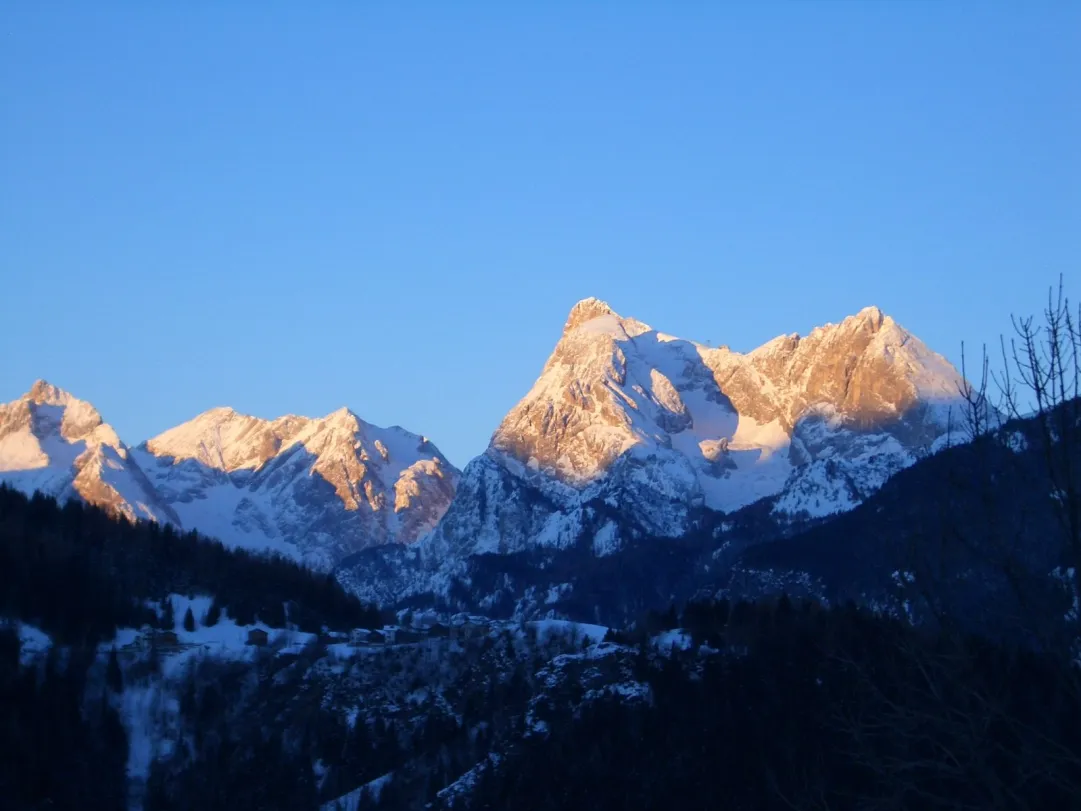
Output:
[[420, 299, 966, 564]]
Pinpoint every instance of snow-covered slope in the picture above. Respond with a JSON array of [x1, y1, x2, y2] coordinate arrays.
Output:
[[0, 381, 177, 524], [0, 382, 460, 569], [134, 406, 460, 568], [422, 298, 966, 561]]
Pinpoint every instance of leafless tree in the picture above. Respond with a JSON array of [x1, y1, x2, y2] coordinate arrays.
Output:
[[830, 278, 1081, 810], [983, 279, 1076, 585], [894, 276, 1081, 642]]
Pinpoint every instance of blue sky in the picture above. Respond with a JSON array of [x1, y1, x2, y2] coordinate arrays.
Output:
[[2, 4, 1078, 467]]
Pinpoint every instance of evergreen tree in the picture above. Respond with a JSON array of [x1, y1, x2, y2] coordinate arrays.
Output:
[[106, 647, 123, 693], [204, 598, 222, 627], [183, 606, 196, 633], [161, 597, 175, 631], [0, 484, 380, 649]]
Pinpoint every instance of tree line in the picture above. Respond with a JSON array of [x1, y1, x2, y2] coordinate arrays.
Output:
[[0, 484, 382, 647]]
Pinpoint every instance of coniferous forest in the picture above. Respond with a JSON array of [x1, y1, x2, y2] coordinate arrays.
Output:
[[0, 485, 382, 646], [0, 485, 385, 810], [457, 599, 1081, 811]]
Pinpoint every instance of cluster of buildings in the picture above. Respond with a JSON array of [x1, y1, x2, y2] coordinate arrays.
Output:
[[122, 612, 504, 657], [344, 613, 493, 648]]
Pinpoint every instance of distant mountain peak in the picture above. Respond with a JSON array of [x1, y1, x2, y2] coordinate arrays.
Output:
[[426, 300, 970, 565], [324, 406, 362, 430], [0, 382, 175, 526], [563, 297, 620, 334], [136, 400, 461, 566], [26, 379, 76, 407], [854, 304, 886, 326], [202, 405, 239, 419]]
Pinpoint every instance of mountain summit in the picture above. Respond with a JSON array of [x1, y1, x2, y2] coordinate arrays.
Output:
[[423, 300, 967, 560], [0, 380, 176, 524], [561, 297, 620, 334], [135, 405, 460, 566]]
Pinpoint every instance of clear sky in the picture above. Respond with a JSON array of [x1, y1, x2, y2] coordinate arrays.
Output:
[[2, 4, 1078, 467]]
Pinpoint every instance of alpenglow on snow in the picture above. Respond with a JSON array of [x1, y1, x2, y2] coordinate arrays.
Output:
[[1, 300, 966, 574]]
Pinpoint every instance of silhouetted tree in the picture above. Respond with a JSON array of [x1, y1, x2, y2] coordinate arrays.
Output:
[[106, 647, 123, 693], [204, 598, 222, 627], [160, 597, 175, 631]]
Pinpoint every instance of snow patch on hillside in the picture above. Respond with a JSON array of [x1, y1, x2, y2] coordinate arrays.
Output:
[[9, 622, 53, 665]]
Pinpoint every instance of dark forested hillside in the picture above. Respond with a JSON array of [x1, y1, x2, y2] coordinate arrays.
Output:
[[1, 628, 129, 811], [453, 599, 1081, 811], [0, 485, 382, 645], [735, 404, 1081, 632], [0, 484, 384, 810]]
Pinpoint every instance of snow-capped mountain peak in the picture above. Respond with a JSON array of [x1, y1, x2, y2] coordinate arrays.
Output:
[[0, 381, 174, 524], [136, 404, 461, 568], [145, 406, 309, 473], [562, 297, 621, 333], [855, 304, 885, 324], [20, 378, 123, 448], [423, 301, 969, 563], [26, 378, 75, 406]]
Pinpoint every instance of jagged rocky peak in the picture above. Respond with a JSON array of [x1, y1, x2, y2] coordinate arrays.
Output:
[[144, 401, 457, 480], [718, 305, 962, 430], [137, 401, 462, 566], [854, 304, 885, 327], [145, 405, 309, 472], [563, 297, 618, 333], [492, 298, 663, 484], [0, 381, 174, 525], [559, 297, 653, 340], [9, 379, 117, 450], [27, 378, 76, 406], [439, 299, 969, 564]]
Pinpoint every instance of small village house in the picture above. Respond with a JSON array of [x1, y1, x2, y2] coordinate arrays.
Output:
[[350, 628, 371, 646]]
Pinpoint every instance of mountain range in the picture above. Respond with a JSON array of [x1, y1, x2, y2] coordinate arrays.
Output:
[[0, 299, 968, 590], [0, 381, 458, 569], [424, 298, 963, 562]]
